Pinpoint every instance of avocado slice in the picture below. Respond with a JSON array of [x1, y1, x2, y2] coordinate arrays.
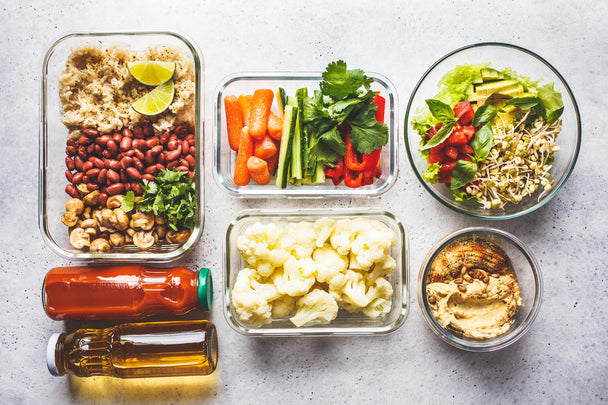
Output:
[[480, 68, 505, 82]]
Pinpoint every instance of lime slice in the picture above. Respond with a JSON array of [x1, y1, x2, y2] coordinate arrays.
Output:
[[127, 61, 176, 86], [131, 80, 175, 116]]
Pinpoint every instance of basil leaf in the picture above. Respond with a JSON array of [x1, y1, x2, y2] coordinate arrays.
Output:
[[534, 100, 547, 120], [120, 191, 135, 213], [450, 160, 478, 190], [425, 99, 455, 122], [470, 123, 493, 162], [547, 106, 564, 124], [504, 97, 541, 111], [420, 119, 456, 150], [472, 105, 498, 127]]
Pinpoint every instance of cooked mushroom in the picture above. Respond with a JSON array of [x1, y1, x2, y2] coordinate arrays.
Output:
[[61, 211, 79, 227], [93, 209, 102, 224], [77, 183, 90, 195], [113, 208, 129, 231], [84, 227, 98, 238], [166, 229, 191, 244], [82, 190, 100, 206], [130, 212, 155, 230], [69, 228, 90, 249], [65, 198, 84, 214], [90, 238, 111, 252], [155, 216, 166, 225], [133, 231, 155, 249], [126, 228, 137, 237], [106, 195, 124, 209], [100, 208, 117, 228], [82, 206, 92, 219], [79, 218, 98, 229], [154, 224, 167, 239], [109, 233, 125, 247], [124, 232, 133, 243]]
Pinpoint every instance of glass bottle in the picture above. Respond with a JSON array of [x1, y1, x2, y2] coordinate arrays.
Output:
[[43, 265, 212, 320], [47, 320, 218, 378]]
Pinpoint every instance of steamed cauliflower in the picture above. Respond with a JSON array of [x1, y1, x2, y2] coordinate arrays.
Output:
[[350, 219, 397, 269], [330, 219, 355, 256], [313, 217, 335, 247], [231, 268, 281, 327], [237, 222, 291, 277], [272, 257, 316, 297], [289, 289, 339, 327], [312, 245, 348, 282], [285, 221, 317, 259], [271, 295, 296, 318]]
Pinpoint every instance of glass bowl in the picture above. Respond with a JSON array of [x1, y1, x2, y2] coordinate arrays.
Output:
[[417, 227, 542, 351], [224, 209, 409, 336], [404, 42, 581, 219], [213, 72, 398, 198], [39, 32, 204, 262]]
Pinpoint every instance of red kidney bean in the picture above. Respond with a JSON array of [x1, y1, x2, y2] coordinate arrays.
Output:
[[134, 139, 148, 152], [101, 149, 111, 159], [144, 165, 158, 174], [83, 128, 99, 137], [144, 150, 155, 165], [77, 145, 87, 159], [134, 149, 145, 161], [181, 140, 190, 154], [113, 132, 122, 143], [97, 192, 108, 206], [82, 161, 94, 172], [107, 169, 120, 183], [120, 169, 128, 182], [132, 157, 144, 171], [82, 175, 90, 183], [123, 149, 135, 157], [101, 186, 108, 194], [74, 156, 84, 171], [187, 123, 195, 133], [142, 173, 155, 182], [126, 167, 142, 180], [95, 134, 111, 146], [107, 183, 125, 195], [98, 168, 107, 184], [156, 163, 165, 171], [65, 156, 75, 171], [89, 156, 105, 169], [106, 140, 118, 156], [132, 126, 143, 138], [66, 138, 77, 147], [185, 154, 195, 169], [167, 161, 178, 170], [145, 137, 159, 148], [187, 171, 194, 178], [186, 137, 195, 147], [131, 182, 143, 195], [189, 146, 196, 155], [167, 138, 178, 151], [158, 152, 167, 165], [124, 182, 131, 191], [122, 128, 134, 138], [165, 145, 182, 161], [86, 168, 100, 179], [120, 137, 132, 151], [65, 170, 73, 182], [104, 159, 119, 170], [175, 165, 189, 172], [65, 184, 80, 198], [120, 156, 133, 169], [94, 144, 103, 155], [86, 144, 95, 154], [78, 135, 92, 146], [150, 145, 163, 156], [143, 124, 154, 137], [72, 172, 83, 184], [160, 131, 170, 145], [86, 182, 99, 191]]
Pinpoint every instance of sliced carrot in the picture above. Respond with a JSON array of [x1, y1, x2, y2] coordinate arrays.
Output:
[[224, 95, 243, 151], [267, 111, 283, 140], [249, 89, 274, 140], [265, 151, 279, 175], [234, 126, 253, 186], [254, 134, 278, 160], [238, 94, 253, 128], [246, 156, 271, 185]]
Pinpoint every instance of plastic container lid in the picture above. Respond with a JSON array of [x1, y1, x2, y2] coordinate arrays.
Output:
[[46, 332, 63, 376], [197, 268, 213, 311]]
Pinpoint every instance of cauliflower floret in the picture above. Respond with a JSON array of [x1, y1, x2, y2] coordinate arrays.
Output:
[[313, 217, 335, 247], [231, 268, 281, 327], [289, 289, 339, 327], [272, 257, 316, 297], [285, 221, 317, 259], [363, 298, 392, 318], [367, 254, 397, 281], [237, 222, 291, 277], [331, 270, 370, 308], [365, 276, 394, 303], [271, 295, 296, 318], [330, 219, 354, 256], [350, 220, 397, 269], [312, 245, 348, 282]]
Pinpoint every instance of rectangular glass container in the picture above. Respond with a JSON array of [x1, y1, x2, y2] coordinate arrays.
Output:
[[224, 209, 409, 336], [39, 32, 204, 262], [213, 72, 398, 198]]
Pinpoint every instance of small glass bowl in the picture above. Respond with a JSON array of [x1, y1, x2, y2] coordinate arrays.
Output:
[[224, 209, 409, 336], [417, 227, 542, 351], [404, 42, 581, 219], [39, 32, 204, 262], [213, 72, 398, 198]]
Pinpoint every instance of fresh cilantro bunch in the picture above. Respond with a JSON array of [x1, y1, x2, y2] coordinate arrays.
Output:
[[122, 169, 196, 231], [302, 60, 388, 171]]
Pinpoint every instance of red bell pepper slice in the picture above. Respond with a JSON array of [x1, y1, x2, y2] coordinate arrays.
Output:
[[325, 156, 344, 178], [344, 168, 362, 188], [362, 147, 381, 177], [331, 175, 343, 186], [374, 93, 385, 122], [345, 132, 365, 171]]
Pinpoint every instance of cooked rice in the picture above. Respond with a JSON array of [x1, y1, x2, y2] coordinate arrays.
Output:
[[59, 44, 195, 138]]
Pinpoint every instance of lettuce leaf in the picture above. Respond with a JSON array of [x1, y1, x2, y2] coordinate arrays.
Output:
[[422, 163, 441, 184]]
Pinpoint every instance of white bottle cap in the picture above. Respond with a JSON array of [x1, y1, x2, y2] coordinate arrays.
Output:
[[46, 333, 63, 376]]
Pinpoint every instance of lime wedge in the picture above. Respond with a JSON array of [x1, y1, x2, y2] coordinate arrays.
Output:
[[131, 80, 175, 116], [127, 61, 176, 86]]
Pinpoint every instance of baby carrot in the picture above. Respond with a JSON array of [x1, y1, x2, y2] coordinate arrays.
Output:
[[234, 126, 253, 186], [267, 111, 283, 140], [254, 134, 278, 160], [265, 150, 279, 175], [224, 95, 243, 151], [249, 89, 274, 140], [238, 94, 253, 127], [246, 156, 271, 185]]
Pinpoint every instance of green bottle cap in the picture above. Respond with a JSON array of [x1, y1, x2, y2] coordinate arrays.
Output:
[[197, 268, 213, 311]]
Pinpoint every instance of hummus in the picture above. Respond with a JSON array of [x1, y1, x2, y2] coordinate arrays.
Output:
[[427, 274, 521, 338]]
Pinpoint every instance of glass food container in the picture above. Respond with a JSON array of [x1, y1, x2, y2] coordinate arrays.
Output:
[[213, 72, 398, 198], [224, 209, 409, 336], [39, 32, 204, 262]]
